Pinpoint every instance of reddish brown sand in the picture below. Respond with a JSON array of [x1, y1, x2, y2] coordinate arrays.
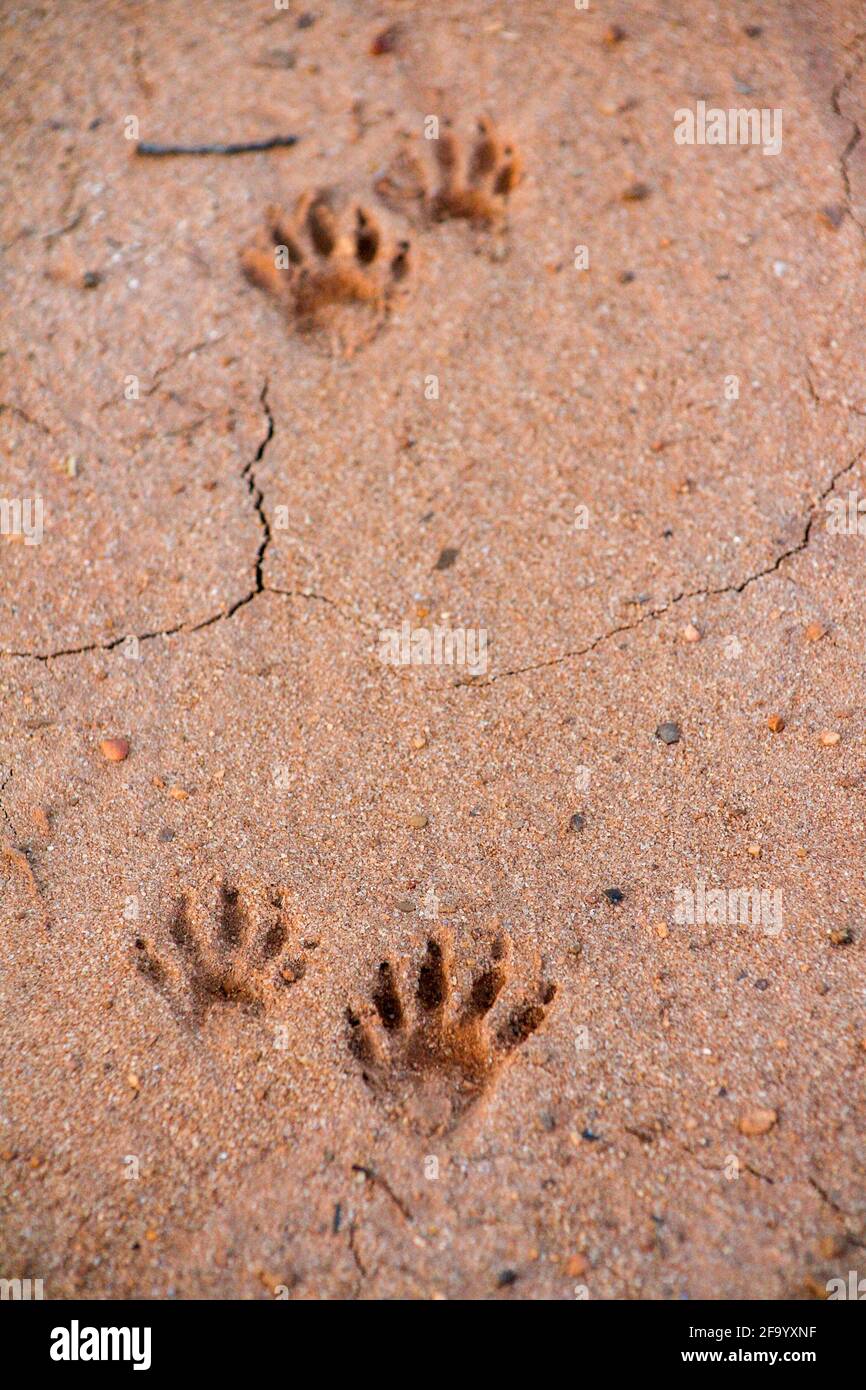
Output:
[[1, 0, 865, 1299]]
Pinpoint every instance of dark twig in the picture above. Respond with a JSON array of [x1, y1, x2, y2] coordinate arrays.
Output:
[[135, 135, 299, 158]]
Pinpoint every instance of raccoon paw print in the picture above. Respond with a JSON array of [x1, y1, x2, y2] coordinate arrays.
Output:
[[376, 115, 523, 236], [346, 932, 555, 1135], [135, 881, 307, 1024], [240, 187, 411, 356]]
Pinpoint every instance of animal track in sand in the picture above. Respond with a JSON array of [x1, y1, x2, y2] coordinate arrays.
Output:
[[135, 881, 307, 1024], [346, 931, 556, 1135], [376, 115, 523, 247], [240, 187, 411, 357]]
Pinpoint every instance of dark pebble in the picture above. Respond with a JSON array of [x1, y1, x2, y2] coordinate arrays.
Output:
[[569, 812, 586, 832], [157, 827, 175, 842], [497, 1269, 519, 1287], [604, 887, 624, 904], [829, 927, 854, 946], [371, 22, 404, 55], [434, 546, 459, 571], [754, 978, 770, 991], [656, 721, 681, 744], [258, 48, 296, 69]]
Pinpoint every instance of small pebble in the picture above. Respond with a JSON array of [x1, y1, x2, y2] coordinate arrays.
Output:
[[818, 1234, 845, 1259], [434, 546, 459, 571], [829, 927, 853, 946], [818, 204, 845, 231], [257, 48, 296, 69], [569, 812, 585, 832], [767, 714, 785, 733], [167, 785, 190, 800], [656, 721, 680, 744], [406, 812, 428, 829], [370, 22, 404, 54], [565, 1254, 588, 1277], [497, 1269, 518, 1287], [603, 23, 627, 45], [604, 887, 624, 904], [819, 730, 840, 746], [738, 1107, 777, 1136], [395, 898, 415, 914], [100, 737, 130, 762], [622, 181, 651, 202], [681, 623, 701, 643]]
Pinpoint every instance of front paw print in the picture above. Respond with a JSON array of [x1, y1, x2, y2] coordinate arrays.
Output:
[[135, 880, 307, 1024], [240, 187, 411, 357], [377, 115, 523, 244], [346, 932, 556, 1135]]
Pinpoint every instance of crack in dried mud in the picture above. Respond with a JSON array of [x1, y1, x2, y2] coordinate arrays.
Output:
[[831, 35, 866, 246], [350, 1163, 414, 1224], [808, 1175, 866, 1235], [0, 766, 15, 836], [476, 443, 866, 687], [0, 380, 277, 662], [243, 379, 274, 592], [3, 398, 864, 682]]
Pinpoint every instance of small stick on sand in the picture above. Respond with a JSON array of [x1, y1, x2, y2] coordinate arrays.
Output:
[[136, 135, 299, 157]]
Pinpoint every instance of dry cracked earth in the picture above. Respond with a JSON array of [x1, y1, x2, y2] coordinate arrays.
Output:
[[1, 0, 865, 1300]]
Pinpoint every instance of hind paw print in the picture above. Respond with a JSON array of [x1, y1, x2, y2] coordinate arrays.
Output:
[[377, 115, 523, 238], [346, 932, 555, 1135], [135, 881, 307, 1023], [240, 188, 411, 356]]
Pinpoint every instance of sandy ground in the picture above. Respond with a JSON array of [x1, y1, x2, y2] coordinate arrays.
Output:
[[1, 0, 865, 1299]]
